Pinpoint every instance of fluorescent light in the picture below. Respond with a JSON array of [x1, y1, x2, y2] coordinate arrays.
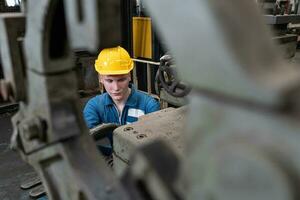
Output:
[[5, 0, 21, 7]]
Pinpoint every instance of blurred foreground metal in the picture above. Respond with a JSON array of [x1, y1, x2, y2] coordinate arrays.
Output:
[[1, 0, 300, 200]]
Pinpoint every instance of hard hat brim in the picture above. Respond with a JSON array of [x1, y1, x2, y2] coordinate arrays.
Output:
[[95, 63, 134, 75]]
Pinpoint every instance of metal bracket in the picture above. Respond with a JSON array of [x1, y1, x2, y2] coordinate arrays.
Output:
[[64, 0, 121, 52]]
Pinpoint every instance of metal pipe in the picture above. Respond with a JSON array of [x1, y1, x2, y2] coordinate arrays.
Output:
[[132, 58, 160, 66], [132, 62, 139, 88], [147, 63, 152, 93]]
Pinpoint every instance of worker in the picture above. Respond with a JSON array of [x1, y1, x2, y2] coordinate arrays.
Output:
[[83, 46, 160, 155], [83, 46, 160, 129]]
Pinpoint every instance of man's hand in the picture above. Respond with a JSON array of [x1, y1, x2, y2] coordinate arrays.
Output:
[[89, 123, 119, 140]]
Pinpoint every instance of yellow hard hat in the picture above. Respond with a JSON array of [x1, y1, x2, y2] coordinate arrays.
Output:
[[94, 46, 134, 75]]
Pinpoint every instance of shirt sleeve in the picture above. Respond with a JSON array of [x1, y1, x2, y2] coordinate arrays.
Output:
[[145, 97, 160, 113], [83, 98, 102, 129]]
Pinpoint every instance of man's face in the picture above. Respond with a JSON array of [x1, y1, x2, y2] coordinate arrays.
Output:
[[100, 73, 131, 102]]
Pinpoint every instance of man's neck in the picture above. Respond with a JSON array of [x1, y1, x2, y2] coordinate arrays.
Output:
[[113, 88, 131, 113]]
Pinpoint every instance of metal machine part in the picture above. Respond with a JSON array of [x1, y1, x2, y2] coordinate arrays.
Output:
[[63, 0, 121, 53], [113, 107, 186, 200], [1, 0, 300, 200], [144, 0, 300, 200], [273, 34, 298, 58], [183, 94, 300, 200], [265, 14, 300, 24], [75, 52, 99, 96], [1, 0, 129, 199], [20, 174, 46, 198], [149, 0, 300, 105], [156, 55, 191, 98], [153, 55, 189, 107], [258, 0, 299, 15], [113, 107, 186, 177], [121, 140, 183, 200], [158, 88, 187, 107], [146, 0, 300, 107], [262, 1, 300, 60], [263, 13, 300, 59]]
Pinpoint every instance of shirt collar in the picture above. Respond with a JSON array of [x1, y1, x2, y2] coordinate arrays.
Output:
[[103, 84, 137, 107]]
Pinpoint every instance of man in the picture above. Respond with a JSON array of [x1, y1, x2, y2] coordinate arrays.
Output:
[[83, 46, 160, 129]]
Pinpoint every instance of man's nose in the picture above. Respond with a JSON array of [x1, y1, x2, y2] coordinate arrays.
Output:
[[112, 81, 119, 91]]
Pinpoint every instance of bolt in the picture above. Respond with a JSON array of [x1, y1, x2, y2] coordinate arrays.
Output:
[[136, 134, 147, 139], [23, 118, 47, 142], [24, 123, 39, 140], [123, 127, 133, 132]]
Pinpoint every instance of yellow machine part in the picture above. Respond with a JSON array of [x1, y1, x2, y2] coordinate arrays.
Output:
[[132, 17, 152, 59]]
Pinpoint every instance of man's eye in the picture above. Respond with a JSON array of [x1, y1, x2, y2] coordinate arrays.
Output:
[[105, 79, 113, 83], [118, 78, 126, 82]]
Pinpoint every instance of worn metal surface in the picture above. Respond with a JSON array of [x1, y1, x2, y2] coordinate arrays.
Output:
[[75, 53, 99, 95], [63, 0, 121, 53], [1, 0, 129, 199], [159, 89, 187, 107], [121, 141, 182, 200], [143, 1, 300, 200], [29, 184, 46, 198], [20, 176, 41, 190], [24, 0, 72, 74], [144, 0, 300, 107], [113, 107, 186, 176], [274, 34, 298, 58], [2, 0, 300, 199], [183, 94, 300, 200]]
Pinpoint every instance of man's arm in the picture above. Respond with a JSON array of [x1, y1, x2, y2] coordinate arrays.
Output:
[[83, 98, 102, 129], [145, 97, 160, 114]]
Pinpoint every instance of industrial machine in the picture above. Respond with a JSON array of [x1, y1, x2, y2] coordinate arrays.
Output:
[[1, 0, 300, 200], [255, 0, 300, 59]]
